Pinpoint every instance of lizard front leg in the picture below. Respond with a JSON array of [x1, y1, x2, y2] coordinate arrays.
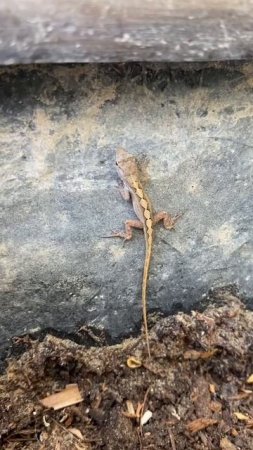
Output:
[[153, 211, 181, 230], [113, 219, 143, 240], [118, 181, 131, 201]]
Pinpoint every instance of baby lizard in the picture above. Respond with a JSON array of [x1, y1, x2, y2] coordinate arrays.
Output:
[[113, 148, 179, 358]]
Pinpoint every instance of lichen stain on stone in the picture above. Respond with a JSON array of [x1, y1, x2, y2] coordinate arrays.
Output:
[[0, 242, 8, 257], [45, 65, 117, 147], [26, 109, 56, 188], [94, 241, 107, 251], [0, 242, 17, 289], [78, 85, 117, 145], [95, 241, 126, 264], [109, 244, 126, 261], [23, 75, 117, 190], [204, 223, 239, 256]]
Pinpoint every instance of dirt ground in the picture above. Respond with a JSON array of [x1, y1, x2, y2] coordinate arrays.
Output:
[[0, 292, 253, 449]]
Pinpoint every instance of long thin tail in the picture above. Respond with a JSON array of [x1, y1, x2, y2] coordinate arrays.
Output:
[[142, 230, 152, 358]]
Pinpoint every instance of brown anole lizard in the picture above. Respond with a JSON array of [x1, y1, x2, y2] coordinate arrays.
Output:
[[113, 148, 179, 358]]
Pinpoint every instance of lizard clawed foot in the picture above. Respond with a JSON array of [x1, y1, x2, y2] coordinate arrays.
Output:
[[111, 231, 132, 241], [164, 213, 182, 230], [101, 231, 131, 241]]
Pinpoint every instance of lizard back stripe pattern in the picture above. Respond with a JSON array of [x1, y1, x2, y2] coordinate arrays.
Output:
[[132, 178, 153, 357]]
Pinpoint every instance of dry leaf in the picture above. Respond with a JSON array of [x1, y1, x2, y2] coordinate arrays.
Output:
[[234, 412, 249, 421], [40, 384, 83, 410], [127, 357, 142, 369], [122, 410, 136, 419], [135, 402, 144, 418], [123, 400, 144, 420], [68, 428, 84, 440], [220, 437, 237, 450], [186, 418, 218, 433], [246, 374, 253, 384], [184, 349, 218, 360]]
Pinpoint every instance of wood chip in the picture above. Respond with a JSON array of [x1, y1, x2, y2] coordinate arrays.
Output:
[[231, 428, 238, 437], [140, 410, 152, 426], [246, 374, 253, 384], [229, 391, 253, 400], [40, 384, 83, 410], [209, 401, 222, 412], [234, 412, 249, 421], [209, 384, 216, 394], [220, 437, 237, 450], [186, 418, 218, 433], [122, 400, 137, 419], [126, 400, 135, 416], [184, 349, 218, 360], [126, 357, 142, 369]]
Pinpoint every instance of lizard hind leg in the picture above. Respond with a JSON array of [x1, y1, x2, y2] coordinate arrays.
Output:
[[112, 219, 144, 241], [153, 211, 181, 230]]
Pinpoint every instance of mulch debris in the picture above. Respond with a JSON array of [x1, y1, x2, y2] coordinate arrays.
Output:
[[0, 293, 253, 449]]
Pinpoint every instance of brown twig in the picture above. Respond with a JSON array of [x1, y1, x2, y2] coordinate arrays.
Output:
[[168, 427, 177, 450]]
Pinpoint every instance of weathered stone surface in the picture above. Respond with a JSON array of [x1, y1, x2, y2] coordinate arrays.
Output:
[[0, 62, 253, 363], [1, 1, 253, 64]]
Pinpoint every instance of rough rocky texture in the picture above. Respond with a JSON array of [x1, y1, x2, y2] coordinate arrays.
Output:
[[1, 1, 253, 64], [0, 62, 253, 363]]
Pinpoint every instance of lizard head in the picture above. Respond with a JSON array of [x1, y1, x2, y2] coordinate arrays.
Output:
[[115, 148, 139, 180]]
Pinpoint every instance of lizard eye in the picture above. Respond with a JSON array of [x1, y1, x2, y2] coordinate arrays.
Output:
[[115, 162, 119, 166]]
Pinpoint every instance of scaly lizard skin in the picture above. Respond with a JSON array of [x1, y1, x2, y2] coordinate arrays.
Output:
[[113, 148, 179, 358]]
